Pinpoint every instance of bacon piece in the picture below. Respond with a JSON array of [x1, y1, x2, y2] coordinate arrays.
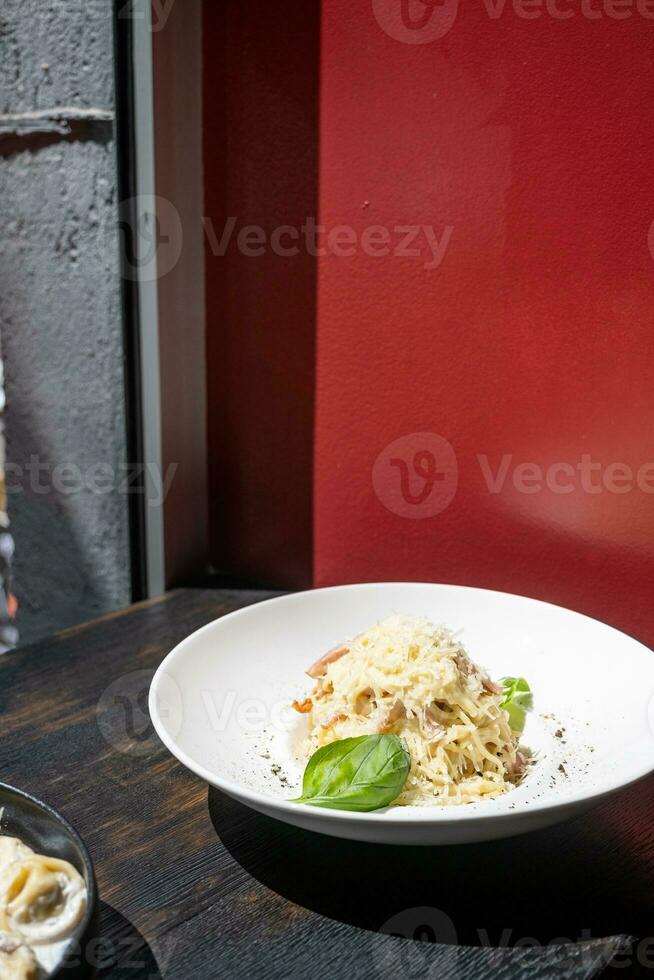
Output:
[[422, 705, 445, 740], [482, 676, 503, 695], [455, 652, 477, 677], [355, 687, 375, 716], [306, 644, 350, 678], [321, 711, 348, 730], [378, 699, 406, 733], [292, 698, 313, 714], [313, 679, 333, 700], [507, 750, 529, 777]]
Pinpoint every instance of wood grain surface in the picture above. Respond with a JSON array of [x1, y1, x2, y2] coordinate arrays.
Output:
[[0, 589, 652, 979]]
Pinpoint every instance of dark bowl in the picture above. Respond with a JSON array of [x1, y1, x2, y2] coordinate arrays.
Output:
[[0, 783, 97, 979]]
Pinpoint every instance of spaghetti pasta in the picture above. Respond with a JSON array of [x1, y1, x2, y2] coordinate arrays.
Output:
[[296, 615, 525, 806]]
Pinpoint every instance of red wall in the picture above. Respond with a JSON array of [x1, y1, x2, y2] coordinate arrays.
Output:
[[203, 1, 319, 587], [205, 2, 654, 645], [314, 1, 654, 645]]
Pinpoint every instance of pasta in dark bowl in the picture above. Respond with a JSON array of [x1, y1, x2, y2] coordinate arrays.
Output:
[[0, 784, 97, 979]]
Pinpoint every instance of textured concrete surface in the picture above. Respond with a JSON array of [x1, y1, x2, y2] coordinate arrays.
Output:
[[0, 1, 115, 114], [0, 0, 131, 643]]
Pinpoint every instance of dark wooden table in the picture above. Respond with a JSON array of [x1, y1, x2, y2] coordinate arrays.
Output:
[[1, 589, 653, 979]]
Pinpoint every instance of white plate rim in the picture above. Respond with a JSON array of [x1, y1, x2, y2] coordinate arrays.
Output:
[[149, 581, 654, 828]]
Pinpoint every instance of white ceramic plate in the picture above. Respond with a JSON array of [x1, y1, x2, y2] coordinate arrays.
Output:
[[149, 583, 654, 845]]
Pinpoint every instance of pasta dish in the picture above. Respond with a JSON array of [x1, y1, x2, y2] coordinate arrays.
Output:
[[293, 614, 529, 806], [0, 833, 87, 978]]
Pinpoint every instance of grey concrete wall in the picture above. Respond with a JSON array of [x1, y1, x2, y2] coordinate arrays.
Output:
[[0, 1, 131, 644]]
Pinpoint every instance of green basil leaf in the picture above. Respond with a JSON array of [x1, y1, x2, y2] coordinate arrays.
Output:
[[292, 734, 411, 812], [500, 676, 533, 734]]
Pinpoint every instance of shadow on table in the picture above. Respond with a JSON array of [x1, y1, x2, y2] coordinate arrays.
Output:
[[208, 778, 654, 976], [94, 902, 162, 979]]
